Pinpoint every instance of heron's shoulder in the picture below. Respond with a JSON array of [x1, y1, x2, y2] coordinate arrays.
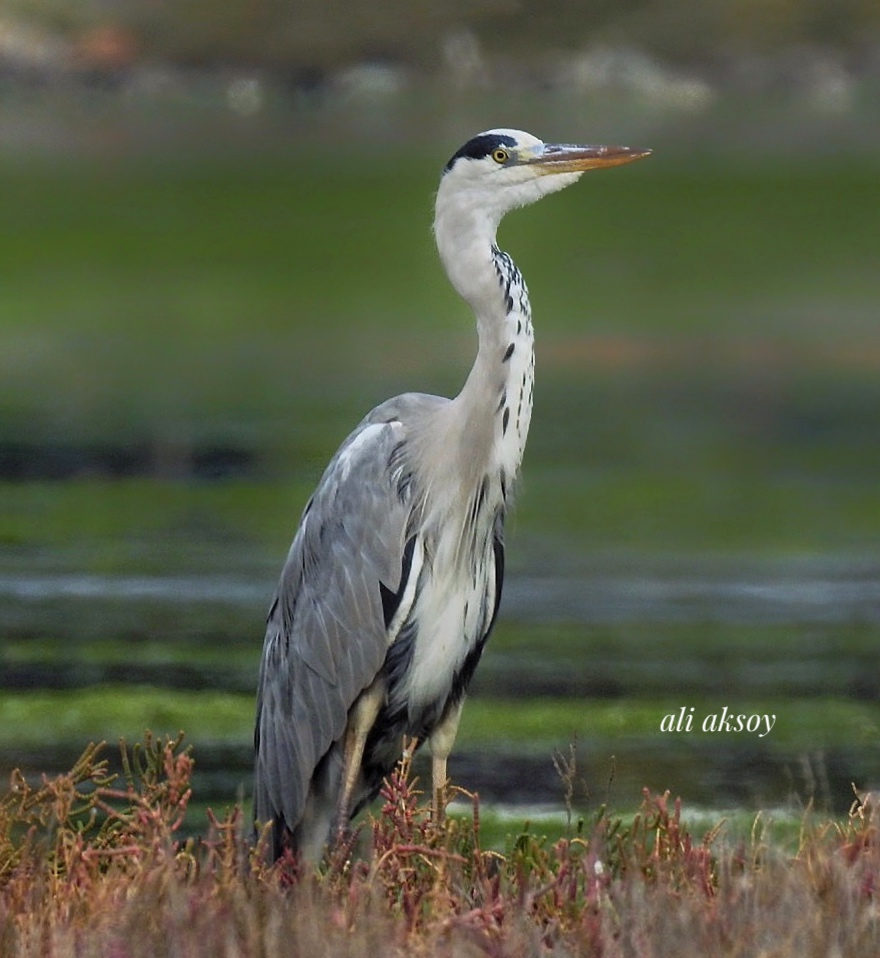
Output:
[[360, 391, 449, 428], [315, 394, 441, 491]]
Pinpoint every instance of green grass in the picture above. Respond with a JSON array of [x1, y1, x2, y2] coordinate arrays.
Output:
[[1, 467, 877, 577], [1, 635, 257, 670], [452, 801, 808, 858], [0, 479, 311, 572], [0, 687, 253, 747], [2, 158, 878, 554], [1, 687, 875, 754], [3, 154, 878, 336], [1, 152, 878, 556], [459, 696, 880, 751], [1, 153, 879, 454]]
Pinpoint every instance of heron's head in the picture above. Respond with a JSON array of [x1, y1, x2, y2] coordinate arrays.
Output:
[[437, 128, 649, 227]]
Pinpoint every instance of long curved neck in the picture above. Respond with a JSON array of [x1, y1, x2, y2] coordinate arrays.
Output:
[[433, 194, 535, 485]]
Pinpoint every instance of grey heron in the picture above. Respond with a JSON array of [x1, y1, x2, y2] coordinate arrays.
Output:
[[253, 129, 650, 860]]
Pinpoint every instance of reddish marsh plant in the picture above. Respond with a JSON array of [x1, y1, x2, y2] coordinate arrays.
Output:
[[2, 734, 879, 957]]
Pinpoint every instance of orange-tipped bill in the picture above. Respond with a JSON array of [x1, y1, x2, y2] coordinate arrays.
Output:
[[530, 144, 651, 174]]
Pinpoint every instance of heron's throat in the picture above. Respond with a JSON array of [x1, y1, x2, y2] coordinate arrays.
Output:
[[433, 195, 535, 483], [453, 244, 535, 485]]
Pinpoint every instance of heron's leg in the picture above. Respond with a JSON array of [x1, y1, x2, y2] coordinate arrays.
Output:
[[428, 699, 464, 824], [334, 678, 385, 840]]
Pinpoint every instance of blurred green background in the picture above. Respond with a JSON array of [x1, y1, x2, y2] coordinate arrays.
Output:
[[1, 0, 879, 836]]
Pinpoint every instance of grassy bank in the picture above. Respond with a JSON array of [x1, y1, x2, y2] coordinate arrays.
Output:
[[2, 687, 878, 754]]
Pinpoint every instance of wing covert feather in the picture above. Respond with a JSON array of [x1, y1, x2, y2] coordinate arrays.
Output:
[[254, 412, 419, 833]]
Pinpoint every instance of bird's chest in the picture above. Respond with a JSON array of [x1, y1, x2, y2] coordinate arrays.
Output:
[[407, 549, 495, 706], [387, 490, 502, 723]]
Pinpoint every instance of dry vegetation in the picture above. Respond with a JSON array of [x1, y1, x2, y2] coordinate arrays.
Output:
[[1, 734, 878, 957]]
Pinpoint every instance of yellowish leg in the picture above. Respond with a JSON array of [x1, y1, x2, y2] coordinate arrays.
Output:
[[429, 699, 464, 824], [335, 679, 385, 840]]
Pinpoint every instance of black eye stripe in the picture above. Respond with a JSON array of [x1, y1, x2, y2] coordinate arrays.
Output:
[[444, 133, 518, 173]]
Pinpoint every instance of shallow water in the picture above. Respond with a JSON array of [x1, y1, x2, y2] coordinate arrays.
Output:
[[2, 555, 878, 622], [2, 551, 877, 820]]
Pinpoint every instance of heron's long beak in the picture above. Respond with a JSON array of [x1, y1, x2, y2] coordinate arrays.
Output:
[[530, 144, 651, 174]]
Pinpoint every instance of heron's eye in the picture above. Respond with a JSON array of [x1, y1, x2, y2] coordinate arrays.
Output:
[[491, 148, 509, 164]]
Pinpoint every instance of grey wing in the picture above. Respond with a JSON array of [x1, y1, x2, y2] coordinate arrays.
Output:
[[253, 412, 418, 837]]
